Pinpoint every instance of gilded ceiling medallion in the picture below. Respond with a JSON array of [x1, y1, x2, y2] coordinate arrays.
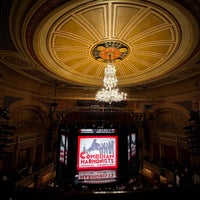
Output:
[[92, 41, 129, 62]]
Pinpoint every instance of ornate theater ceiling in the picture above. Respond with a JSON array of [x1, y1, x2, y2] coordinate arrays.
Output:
[[0, 0, 200, 91]]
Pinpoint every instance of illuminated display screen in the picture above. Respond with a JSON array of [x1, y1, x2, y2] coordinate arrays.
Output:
[[77, 135, 118, 171], [127, 133, 136, 161], [78, 170, 117, 183], [59, 134, 68, 165]]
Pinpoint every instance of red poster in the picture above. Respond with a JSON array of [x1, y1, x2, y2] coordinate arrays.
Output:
[[77, 135, 118, 170]]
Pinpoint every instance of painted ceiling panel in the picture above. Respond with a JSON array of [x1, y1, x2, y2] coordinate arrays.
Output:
[[59, 18, 95, 41], [81, 7, 107, 38], [114, 6, 140, 36]]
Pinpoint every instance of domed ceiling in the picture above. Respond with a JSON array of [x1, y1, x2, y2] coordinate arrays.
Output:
[[0, 0, 200, 89]]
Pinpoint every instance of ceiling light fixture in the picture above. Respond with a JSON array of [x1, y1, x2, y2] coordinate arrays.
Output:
[[95, 60, 127, 104], [93, 41, 129, 104]]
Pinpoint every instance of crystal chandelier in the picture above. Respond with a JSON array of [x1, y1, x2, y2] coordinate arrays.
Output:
[[95, 61, 127, 104], [93, 41, 129, 104]]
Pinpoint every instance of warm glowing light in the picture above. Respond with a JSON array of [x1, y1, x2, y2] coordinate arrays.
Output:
[[96, 63, 127, 104]]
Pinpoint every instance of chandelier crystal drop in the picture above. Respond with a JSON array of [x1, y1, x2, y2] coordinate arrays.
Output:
[[96, 62, 127, 104]]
